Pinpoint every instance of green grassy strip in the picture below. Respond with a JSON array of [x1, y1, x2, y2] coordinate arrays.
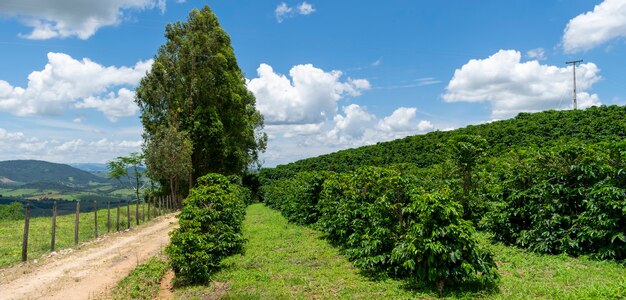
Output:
[[175, 204, 626, 300], [110, 254, 169, 300], [0, 203, 168, 267], [487, 237, 626, 299], [175, 203, 437, 299]]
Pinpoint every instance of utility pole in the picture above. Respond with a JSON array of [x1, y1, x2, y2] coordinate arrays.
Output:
[[565, 59, 583, 110]]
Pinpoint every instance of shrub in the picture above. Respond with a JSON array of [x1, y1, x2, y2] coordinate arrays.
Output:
[[391, 187, 498, 289], [261, 171, 331, 225], [317, 167, 412, 273], [484, 142, 626, 259], [166, 173, 247, 284], [0, 202, 24, 220], [262, 166, 499, 290]]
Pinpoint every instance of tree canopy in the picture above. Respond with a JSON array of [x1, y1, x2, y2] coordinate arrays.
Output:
[[136, 6, 267, 186]]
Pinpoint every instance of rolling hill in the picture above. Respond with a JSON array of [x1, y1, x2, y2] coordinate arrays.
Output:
[[262, 105, 626, 178], [0, 160, 111, 186]]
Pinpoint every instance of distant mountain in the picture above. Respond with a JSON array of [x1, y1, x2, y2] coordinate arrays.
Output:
[[69, 163, 109, 172], [0, 160, 111, 186]]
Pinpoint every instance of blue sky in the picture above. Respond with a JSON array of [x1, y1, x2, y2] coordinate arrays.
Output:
[[0, 0, 624, 166]]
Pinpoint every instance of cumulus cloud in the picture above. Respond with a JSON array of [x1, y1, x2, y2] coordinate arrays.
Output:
[[247, 63, 370, 125], [563, 0, 626, 53], [442, 49, 601, 119], [321, 105, 434, 147], [326, 104, 377, 143], [275, 1, 316, 22], [297, 2, 316, 15], [0, 127, 142, 162], [0, 0, 166, 39], [0, 52, 151, 120], [75, 88, 138, 121], [526, 48, 546, 60]]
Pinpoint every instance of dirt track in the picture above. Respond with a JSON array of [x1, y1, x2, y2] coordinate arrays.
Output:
[[0, 214, 178, 300]]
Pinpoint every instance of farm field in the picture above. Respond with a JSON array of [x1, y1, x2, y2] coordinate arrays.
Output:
[[0, 202, 167, 267], [171, 204, 626, 299]]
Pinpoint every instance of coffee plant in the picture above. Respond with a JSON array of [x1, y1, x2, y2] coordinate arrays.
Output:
[[166, 173, 248, 284]]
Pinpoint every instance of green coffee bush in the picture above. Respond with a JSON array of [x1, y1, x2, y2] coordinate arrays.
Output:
[[391, 187, 498, 288], [166, 173, 247, 284]]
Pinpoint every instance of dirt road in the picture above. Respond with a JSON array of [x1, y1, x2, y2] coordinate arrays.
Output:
[[0, 214, 178, 300]]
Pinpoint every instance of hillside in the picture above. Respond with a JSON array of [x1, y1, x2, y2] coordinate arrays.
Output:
[[264, 105, 626, 178], [0, 160, 110, 186]]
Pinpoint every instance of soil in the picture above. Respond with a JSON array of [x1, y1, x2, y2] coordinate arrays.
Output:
[[0, 214, 178, 300], [156, 269, 175, 299]]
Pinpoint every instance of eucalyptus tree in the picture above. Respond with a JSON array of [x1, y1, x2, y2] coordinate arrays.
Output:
[[135, 6, 267, 189], [144, 125, 193, 204]]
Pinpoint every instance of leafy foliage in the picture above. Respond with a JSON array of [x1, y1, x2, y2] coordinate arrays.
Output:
[[262, 167, 498, 290], [391, 187, 498, 287], [263, 106, 626, 180], [107, 152, 145, 203], [262, 171, 330, 225], [135, 6, 267, 185], [166, 173, 247, 284], [0, 202, 23, 220], [144, 125, 193, 200], [483, 142, 626, 259]]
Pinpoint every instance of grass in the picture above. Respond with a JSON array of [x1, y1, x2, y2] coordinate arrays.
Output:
[[486, 238, 626, 299], [0, 202, 171, 267], [0, 188, 43, 197], [109, 253, 169, 300], [174, 203, 626, 300]]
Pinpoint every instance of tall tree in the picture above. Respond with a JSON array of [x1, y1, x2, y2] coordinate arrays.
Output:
[[447, 134, 487, 219], [107, 152, 145, 204], [144, 125, 193, 204], [135, 6, 267, 186]]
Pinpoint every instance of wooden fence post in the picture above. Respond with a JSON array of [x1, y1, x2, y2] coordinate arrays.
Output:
[[51, 201, 57, 251], [107, 201, 111, 233], [126, 199, 130, 229], [74, 201, 80, 245], [135, 197, 139, 226], [142, 198, 145, 223], [147, 198, 151, 220], [116, 202, 120, 231], [94, 200, 98, 238], [22, 202, 30, 262]]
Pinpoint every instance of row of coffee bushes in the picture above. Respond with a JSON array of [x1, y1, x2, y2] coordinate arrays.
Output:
[[166, 173, 249, 284], [261, 166, 498, 289], [482, 142, 626, 260]]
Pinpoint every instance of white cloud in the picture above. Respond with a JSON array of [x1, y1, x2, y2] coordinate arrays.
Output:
[[442, 49, 602, 119], [415, 77, 441, 86], [275, 1, 316, 22], [247, 63, 370, 125], [320, 105, 434, 148], [75, 88, 138, 121], [526, 48, 546, 60], [378, 107, 420, 132], [298, 2, 316, 15], [326, 104, 376, 143], [0, 52, 151, 120], [563, 0, 626, 53], [259, 105, 435, 167], [265, 123, 323, 139], [0, 127, 143, 162], [0, 0, 165, 40]]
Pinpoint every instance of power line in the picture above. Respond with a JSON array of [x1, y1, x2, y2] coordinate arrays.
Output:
[[565, 59, 583, 110]]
